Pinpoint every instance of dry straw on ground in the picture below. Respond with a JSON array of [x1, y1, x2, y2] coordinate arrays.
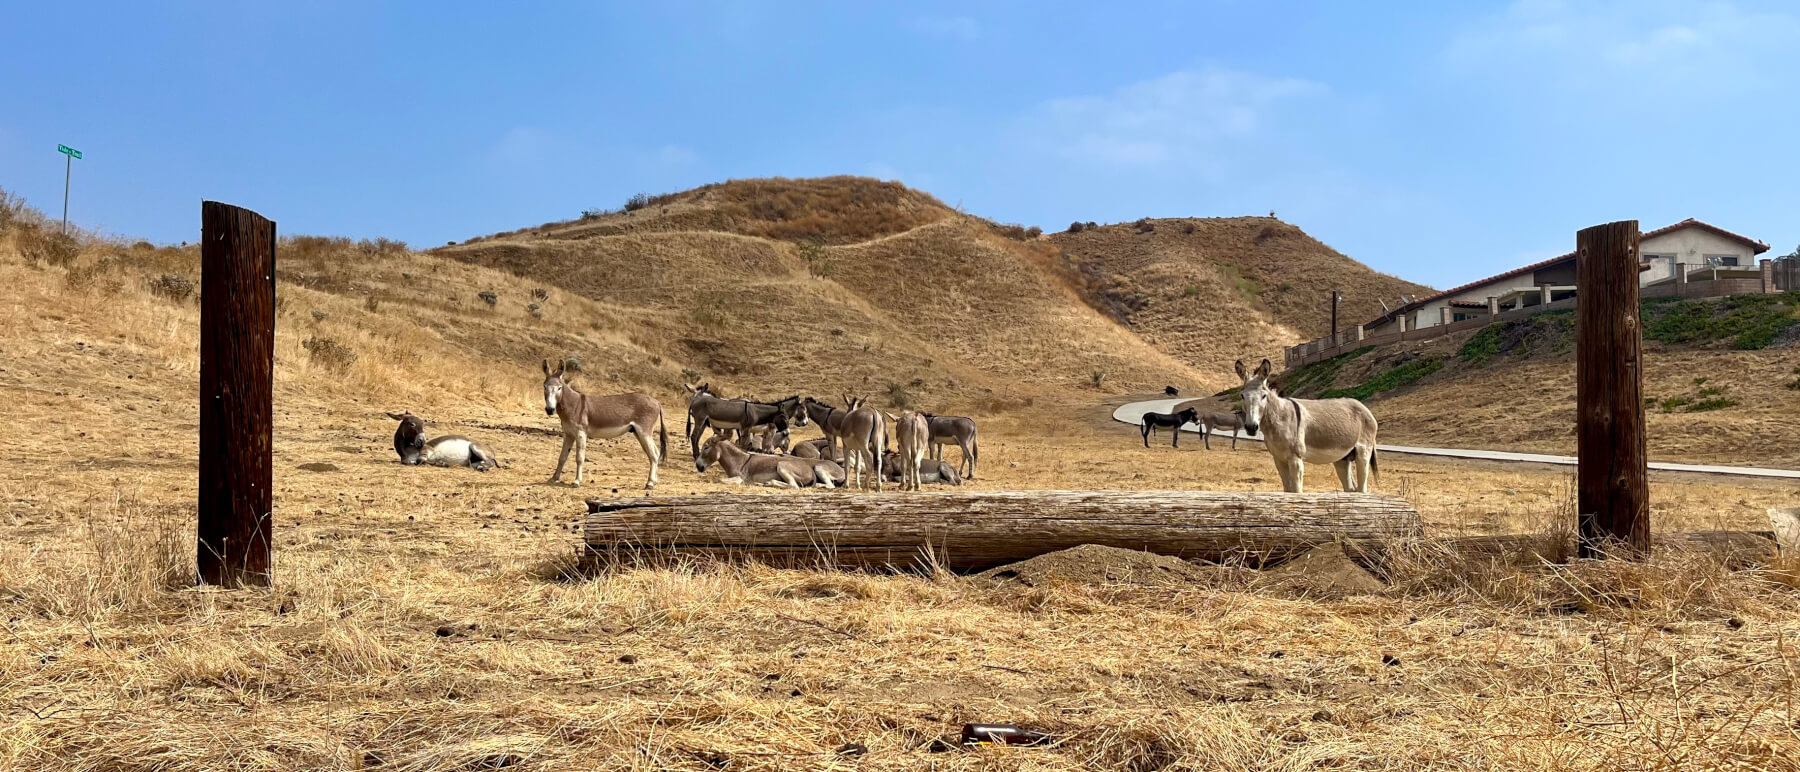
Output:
[[2, 182, 1797, 769]]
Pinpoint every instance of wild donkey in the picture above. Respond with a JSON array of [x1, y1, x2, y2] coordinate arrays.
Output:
[[696, 435, 843, 488], [839, 396, 887, 491], [1199, 411, 1246, 450], [1140, 407, 1199, 448], [881, 452, 962, 485], [800, 395, 855, 460], [543, 360, 668, 489], [922, 414, 979, 479], [891, 411, 930, 491], [684, 383, 806, 460], [384, 411, 499, 471], [1235, 358, 1378, 493]]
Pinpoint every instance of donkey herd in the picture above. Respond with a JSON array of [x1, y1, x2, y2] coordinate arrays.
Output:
[[386, 357, 1378, 495]]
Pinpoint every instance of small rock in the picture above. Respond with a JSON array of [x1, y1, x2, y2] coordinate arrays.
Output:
[[1727, 617, 1746, 630], [617, 654, 638, 664], [1310, 709, 1333, 723], [435, 625, 457, 637]]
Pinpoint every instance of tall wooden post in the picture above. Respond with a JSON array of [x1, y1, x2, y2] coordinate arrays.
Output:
[[1576, 221, 1649, 560], [198, 201, 277, 587], [1330, 289, 1340, 342]]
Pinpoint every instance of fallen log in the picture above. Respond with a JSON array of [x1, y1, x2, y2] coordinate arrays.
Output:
[[583, 490, 1424, 572]]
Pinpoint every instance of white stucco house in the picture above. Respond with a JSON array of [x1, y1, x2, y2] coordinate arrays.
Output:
[[1366, 219, 1771, 332]]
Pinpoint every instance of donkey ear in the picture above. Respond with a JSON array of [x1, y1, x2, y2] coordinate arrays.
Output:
[[542, 359, 553, 376], [1233, 359, 1249, 380], [385, 411, 406, 421], [1256, 358, 1273, 378]]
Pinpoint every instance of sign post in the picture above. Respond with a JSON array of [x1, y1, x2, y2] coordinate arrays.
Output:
[[57, 144, 82, 235]]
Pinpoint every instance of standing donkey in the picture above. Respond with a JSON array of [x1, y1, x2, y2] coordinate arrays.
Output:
[[543, 360, 668, 489], [838, 396, 887, 491], [922, 414, 979, 480], [1198, 411, 1245, 450], [684, 383, 806, 460], [1234, 358, 1378, 493], [892, 411, 930, 491]]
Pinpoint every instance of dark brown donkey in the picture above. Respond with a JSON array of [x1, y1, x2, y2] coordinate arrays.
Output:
[[543, 361, 668, 489], [684, 383, 806, 460]]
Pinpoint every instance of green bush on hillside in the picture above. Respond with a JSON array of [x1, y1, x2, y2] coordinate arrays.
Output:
[[1321, 355, 1444, 401]]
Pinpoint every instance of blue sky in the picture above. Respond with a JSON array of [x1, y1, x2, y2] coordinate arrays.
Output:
[[2, 0, 1796, 289]]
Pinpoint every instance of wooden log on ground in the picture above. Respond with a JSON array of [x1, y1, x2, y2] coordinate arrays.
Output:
[[583, 490, 1424, 572]]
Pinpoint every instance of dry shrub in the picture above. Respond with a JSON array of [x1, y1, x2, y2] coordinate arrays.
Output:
[[148, 273, 196, 302], [0, 187, 27, 232], [63, 256, 118, 291], [1068, 221, 1085, 233], [0, 495, 192, 622], [303, 335, 358, 372], [478, 290, 498, 308], [16, 223, 81, 266], [363, 294, 381, 313]]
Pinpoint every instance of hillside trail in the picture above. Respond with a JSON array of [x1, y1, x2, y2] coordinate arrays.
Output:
[[1113, 397, 1800, 481]]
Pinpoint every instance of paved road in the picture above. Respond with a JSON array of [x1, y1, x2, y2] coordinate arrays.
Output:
[[1114, 398, 1800, 481]]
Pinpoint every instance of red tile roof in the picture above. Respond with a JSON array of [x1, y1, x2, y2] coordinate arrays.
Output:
[[1365, 219, 1769, 327]]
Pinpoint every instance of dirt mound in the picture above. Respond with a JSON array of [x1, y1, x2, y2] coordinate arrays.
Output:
[[975, 544, 1214, 588], [1258, 543, 1384, 597]]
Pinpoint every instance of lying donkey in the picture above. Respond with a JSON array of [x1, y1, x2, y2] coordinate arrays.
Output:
[[696, 435, 844, 488], [791, 437, 845, 463], [1198, 411, 1246, 450], [1139, 407, 1199, 448], [384, 411, 499, 471], [881, 451, 963, 485]]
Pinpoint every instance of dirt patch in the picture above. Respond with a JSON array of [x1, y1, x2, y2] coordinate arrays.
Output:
[[296, 462, 341, 473], [1257, 543, 1384, 597], [974, 544, 1214, 588]]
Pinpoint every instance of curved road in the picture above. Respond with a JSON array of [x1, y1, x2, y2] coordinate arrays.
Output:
[[1114, 398, 1800, 481]]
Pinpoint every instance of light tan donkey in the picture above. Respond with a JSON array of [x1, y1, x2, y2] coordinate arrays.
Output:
[[542, 360, 668, 489], [892, 410, 930, 491], [695, 436, 842, 488], [1234, 358, 1379, 493], [839, 396, 888, 491]]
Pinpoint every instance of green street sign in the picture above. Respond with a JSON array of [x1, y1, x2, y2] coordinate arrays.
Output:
[[57, 144, 82, 160]]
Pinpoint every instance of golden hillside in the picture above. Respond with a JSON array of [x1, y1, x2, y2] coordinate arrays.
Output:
[[1046, 217, 1434, 369], [437, 177, 1223, 399]]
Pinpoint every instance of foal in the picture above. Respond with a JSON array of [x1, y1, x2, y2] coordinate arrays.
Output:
[[542, 361, 668, 489], [1235, 358, 1379, 493], [1139, 407, 1199, 448]]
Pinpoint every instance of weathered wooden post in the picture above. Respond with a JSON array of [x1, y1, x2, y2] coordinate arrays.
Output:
[[198, 201, 277, 587], [1575, 221, 1649, 560]]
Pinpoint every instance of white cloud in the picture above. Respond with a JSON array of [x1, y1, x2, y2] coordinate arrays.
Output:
[[910, 16, 979, 41], [485, 127, 560, 170], [653, 144, 700, 167], [1445, 0, 1799, 92], [1029, 67, 1326, 170]]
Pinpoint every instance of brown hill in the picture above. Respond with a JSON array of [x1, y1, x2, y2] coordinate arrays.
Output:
[[438, 177, 1218, 402], [1046, 217, 1433, 370]]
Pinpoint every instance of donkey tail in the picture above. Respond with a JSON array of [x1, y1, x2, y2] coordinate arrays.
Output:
[[1369, 447, 1380, 489], [658, 409, 669, 466]]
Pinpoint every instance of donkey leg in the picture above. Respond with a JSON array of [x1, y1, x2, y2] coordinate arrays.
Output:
[[1334, 456, 1354, 492], [1202, 425, 1211, 451], [1355, 444, 1375, 493], [814, 465, 837, 489], [1285, 459, 1306, 493], [635, 424, 660, 489], [1142, 423, 1151, 448], [573, 432, 589, 487], [549, 433, 574, 483]]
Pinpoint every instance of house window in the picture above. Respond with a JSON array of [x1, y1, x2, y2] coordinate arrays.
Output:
[[1705, 255, 1740, 267]]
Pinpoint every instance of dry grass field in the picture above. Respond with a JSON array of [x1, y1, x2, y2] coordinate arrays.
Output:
[[4, 183, 1800, 770]]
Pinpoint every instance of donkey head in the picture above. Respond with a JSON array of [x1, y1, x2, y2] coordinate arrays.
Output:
[[1233, 358, 1275, 437], [777, 395, 810, 427], [385, 411, 427, 465], [542, 359, 573, 416], [1177, 407, 1200, 426], [695, 435, 726, 473]]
